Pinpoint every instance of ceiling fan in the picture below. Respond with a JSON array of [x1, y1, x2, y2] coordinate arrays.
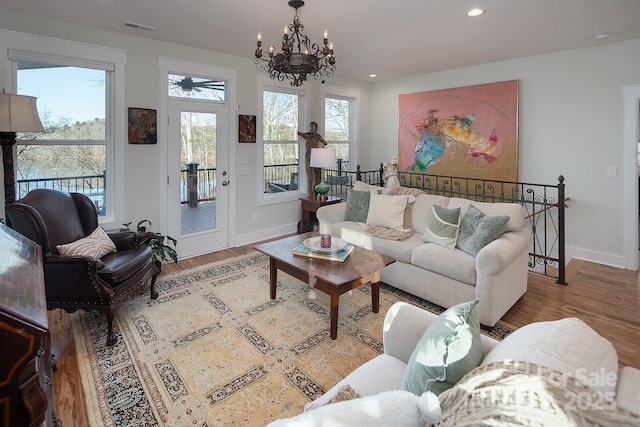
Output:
[[169, 76, 225, 92]]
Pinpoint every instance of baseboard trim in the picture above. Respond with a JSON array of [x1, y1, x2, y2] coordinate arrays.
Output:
[[566, 245, 626, 269], [233, 223, 298, 248]]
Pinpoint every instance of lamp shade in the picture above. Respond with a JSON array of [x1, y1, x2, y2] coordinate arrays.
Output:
[[0, 93, 45, 132], [310, 147, 337, 168]]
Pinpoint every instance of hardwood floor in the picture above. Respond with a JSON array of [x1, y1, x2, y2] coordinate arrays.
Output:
[[49, 242, 640, 425]]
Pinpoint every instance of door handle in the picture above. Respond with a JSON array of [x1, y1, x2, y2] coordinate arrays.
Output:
[[222, 181, 229, 186]]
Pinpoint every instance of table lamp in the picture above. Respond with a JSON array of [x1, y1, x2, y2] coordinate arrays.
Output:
[[0, 92, 45, 208], [310, 147, 336, 201]]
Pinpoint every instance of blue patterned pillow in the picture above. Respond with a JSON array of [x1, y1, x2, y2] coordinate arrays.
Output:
[[344, 189, 371, 223], [456, 205, 509, 256]]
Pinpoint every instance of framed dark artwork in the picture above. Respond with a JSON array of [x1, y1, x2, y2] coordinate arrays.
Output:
[[398, 80, 518, 181], [239, 115, 256, 143], [128, 108, 157, 144]]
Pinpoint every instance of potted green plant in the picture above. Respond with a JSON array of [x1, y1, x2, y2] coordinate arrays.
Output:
[[120, 219, 177, 270]]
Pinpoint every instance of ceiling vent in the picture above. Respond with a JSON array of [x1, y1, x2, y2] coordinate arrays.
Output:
[[125, 22, 156, 31]]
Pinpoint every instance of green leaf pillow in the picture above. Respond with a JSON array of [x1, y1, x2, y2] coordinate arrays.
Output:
[[401, 299, 482, 396], [456, 204, 510, 256], [344, 189, 371, 223], [422, 205, 461, 249]]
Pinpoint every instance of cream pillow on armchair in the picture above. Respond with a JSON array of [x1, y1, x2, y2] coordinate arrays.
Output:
[[56, 226, 117, 259]]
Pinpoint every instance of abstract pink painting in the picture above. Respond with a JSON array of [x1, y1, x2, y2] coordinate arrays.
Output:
[[398, 80, 518, 181]]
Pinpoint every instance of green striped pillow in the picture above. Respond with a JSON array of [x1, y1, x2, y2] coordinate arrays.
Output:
[[422, 205, 461, 249]]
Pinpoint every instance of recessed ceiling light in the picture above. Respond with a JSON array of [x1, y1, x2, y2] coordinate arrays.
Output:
[[369, 74, 377, 78], [466, 8, 485, 17]]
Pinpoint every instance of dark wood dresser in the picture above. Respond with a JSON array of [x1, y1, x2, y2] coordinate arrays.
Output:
[[0, 223, 59, 426]]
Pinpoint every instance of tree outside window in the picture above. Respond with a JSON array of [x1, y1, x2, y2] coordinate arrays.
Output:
[[325, 96, 352, 171], [263, 90, 301, 193], [15, 60, 109, 215]]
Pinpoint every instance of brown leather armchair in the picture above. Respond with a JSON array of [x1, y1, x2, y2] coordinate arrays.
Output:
[[6, 189, 161, 346]]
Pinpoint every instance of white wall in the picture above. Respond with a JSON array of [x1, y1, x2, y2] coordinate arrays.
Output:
[[2, 7, 639, 266], [0, 8, 372, 248], [369, 38, 640, 267]]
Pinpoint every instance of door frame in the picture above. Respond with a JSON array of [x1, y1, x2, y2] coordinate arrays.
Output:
[[623, 84, 640, 270], [158, 58, 237, 259], [168, 99, 229, 256]]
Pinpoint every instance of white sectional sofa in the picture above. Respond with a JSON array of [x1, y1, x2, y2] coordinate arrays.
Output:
[[317, 181, 532, 326], [269, 302, 640, 426]]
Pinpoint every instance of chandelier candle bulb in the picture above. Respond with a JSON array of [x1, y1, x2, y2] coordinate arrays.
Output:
[[254, 0, 336, 86]]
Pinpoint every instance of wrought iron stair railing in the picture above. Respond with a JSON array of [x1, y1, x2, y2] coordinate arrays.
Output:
[[324, 164, 567, 284]]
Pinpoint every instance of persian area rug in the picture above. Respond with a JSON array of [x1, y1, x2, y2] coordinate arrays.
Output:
[[72, 251, 515, 426]]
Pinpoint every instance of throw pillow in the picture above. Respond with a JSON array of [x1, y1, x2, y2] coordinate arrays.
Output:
[[456, 204, 509, 256], [344, 189, 371, 223], [366, 193, 410, 230], [422, 205, 461, 249], [401, 299, 482, 396], [57, 226, 117, 259]]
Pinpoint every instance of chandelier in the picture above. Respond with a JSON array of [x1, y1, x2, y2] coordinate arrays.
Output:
[[254, 0, 335, 86]]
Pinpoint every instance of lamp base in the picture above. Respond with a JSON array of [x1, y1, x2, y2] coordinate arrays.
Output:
[[314, 180, 330, 201], [1, 132, 17, 208]]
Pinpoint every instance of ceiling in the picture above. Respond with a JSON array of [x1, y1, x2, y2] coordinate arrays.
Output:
[[1, 0, 640, 83]]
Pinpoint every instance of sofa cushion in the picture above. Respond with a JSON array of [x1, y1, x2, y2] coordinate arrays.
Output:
[[388, 186, 427, 232], [411, 244, 476, 285], [366, 193, 410, 230], [344, 189, 370, 223], [481, 317, 619, 396], [371, 233, 425, 264], [456, 204, 509, 256], [56, 226, 117, 259], [422, 205, 461, 249], [401, 300, 482, 396], [411, 193, 450, 234], [447, 198, 525, 232]]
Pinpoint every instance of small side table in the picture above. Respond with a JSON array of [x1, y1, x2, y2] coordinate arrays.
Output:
[[299, 196, 343, 234]]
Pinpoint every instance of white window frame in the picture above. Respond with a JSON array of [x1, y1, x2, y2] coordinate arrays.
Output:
[[320, 85, 360, 172], [257, 77, 309, 206], [0, 30, 127, 229]]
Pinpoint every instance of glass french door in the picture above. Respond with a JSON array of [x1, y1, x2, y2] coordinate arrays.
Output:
[[168, 99, 229, 258]]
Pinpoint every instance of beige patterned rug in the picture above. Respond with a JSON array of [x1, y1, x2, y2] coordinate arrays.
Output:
[[72, 251, 514, 426]]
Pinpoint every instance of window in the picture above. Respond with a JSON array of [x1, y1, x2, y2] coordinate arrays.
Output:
[[168, 74, 227, 101], [2, 32, 126, 228], [262, 88, 304, 197], [322, 88, 359, 175], [14, 59, 109, 215]]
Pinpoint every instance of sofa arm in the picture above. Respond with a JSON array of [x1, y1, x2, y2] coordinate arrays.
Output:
[[476, 228, 532, 275], [317, 202, 347, 231], [382, 302, 438, 363], [617, 366, 640, 414]]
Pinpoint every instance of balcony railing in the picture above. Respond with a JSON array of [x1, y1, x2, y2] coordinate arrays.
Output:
[[181, 166, 216, 206], [264, 162, 299, 193], [17, 172, 107, 215]]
